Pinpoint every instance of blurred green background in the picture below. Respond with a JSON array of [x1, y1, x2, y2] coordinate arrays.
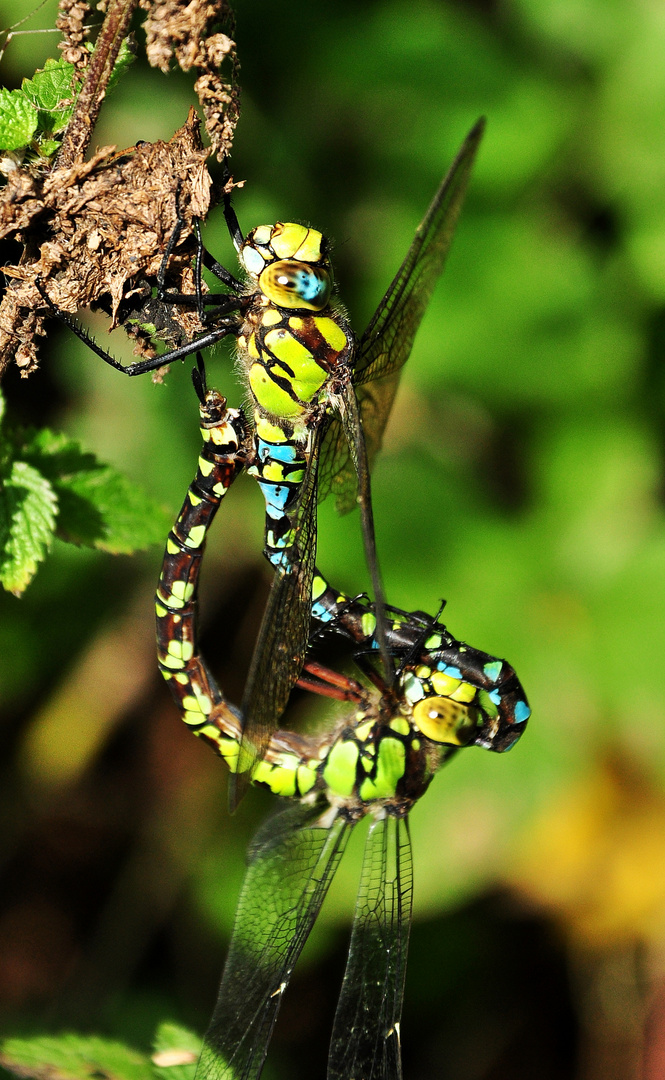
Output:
[[2, 0, 665, 1076]]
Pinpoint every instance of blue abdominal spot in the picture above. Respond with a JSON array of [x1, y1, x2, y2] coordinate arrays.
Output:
[[514, 700, 531, 723]]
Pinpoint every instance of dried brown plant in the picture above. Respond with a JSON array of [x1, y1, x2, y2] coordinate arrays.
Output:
[[0, 0, 240, 380], [140, 0, 239, 160], [56, 0, 94, 73]]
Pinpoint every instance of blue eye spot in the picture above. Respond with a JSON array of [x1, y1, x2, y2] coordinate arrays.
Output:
[[295, 270, 327, 303]]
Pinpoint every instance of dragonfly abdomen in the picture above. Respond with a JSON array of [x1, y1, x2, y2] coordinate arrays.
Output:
[[248, 411, 308, 571], [156, 393, 247, 754]]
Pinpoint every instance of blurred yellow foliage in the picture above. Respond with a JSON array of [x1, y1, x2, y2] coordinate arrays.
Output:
[[513, 754, 665, 949]]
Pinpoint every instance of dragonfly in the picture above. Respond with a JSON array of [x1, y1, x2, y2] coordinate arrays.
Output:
[[154, 371, 530, 1080], [46, 119, 486, 808], [156, 361, 530, 763]]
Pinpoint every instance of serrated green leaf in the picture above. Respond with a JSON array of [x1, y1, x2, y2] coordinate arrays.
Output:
[[0, 460, 57, 595], [0, 1033, 152, 1080], [23, 58, 76, 113], [23, 428, 170, 554], [0, 87, 38, 151], [151, 1024, 200, 1080], [23, 58, 78, 136]]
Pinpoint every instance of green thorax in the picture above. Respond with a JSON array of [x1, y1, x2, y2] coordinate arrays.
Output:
[[235, 221, 354, 424], [250, 707, 450, 814]]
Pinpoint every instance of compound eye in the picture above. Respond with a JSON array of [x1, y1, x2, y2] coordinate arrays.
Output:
[[412, 696, 477, 746], [259, 260, 332, 311]]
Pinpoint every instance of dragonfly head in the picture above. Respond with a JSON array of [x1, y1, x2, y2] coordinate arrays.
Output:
[[239, 222, 333, 311], [410, 693, 479, 747]]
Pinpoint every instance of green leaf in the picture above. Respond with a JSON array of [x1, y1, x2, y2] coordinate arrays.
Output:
[[23, 58, 78, 136], [0, 1033, 152, 1080], [23, 429, 171, 554], [0, 459, 57, 596], [151, 1024, 200, 1080], [37, 138, 61, 158], [23, 58, 76, 113], [0, 87, 38, 151], [108, 38, 136, 94]]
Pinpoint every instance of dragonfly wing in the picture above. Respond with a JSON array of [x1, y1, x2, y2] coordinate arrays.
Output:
[[337, 380, 392, 684], [327, 812, 413, 1080], [356, 118, 485, 387], [197, 801, 352, 1080], [229, 424, 324, 810], [318, 119, 484, 517], [317, 371, 401, 515]]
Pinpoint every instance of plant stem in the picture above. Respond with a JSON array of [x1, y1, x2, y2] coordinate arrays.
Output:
[[56, 0, 138, 168]]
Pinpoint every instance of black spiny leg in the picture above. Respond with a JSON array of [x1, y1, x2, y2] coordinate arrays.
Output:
[[35, 280, 243, 377]]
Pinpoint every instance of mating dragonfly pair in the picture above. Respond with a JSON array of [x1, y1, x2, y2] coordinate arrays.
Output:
[[45, 118, 530, 1079]]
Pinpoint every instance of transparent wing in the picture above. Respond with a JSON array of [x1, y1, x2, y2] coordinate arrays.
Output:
[[229, 424, 324, 810], [337, 380, 392, 683], [318, 119, 485, 515], [197, 802, 352, 1080], [328, 812, 413, 1080], [317, 373, 401, 514]]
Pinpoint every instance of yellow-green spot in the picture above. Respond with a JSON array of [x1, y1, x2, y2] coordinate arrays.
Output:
[[389, 717, 410, 736], [155, 601, 167, 618], [256, 415, 289, 441], [166, 538, 179, 555], [297, 764, 317, 794], [253, 754, 301, 797], [189, 492, 202, 508], [416, 665, 431, 679], [264, 329, 328, 402], [425, 633, 442, 650], [201, 727, 238, 768], [312, 316, 347, 351], [185, 525, 206, 549], [161, 652, 185, 671], [361, 612, 376, 638], [312, 575, 327, 600], [198, 456, 214, 476], [167, 639, 193, 663], [323, 740, 359, 798], [451, 682, 477, 704], [431, 671, 461, 697], [262, 308, 282, 327], [263, 461, 287, 482], [359, 737, 405, 801], [171, 580, 194, 603], [182, 691, 212, 716], [355, 720, 374, 743]]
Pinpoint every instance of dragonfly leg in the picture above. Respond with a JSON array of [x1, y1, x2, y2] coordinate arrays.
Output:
[[297, 660, 365, 703]]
